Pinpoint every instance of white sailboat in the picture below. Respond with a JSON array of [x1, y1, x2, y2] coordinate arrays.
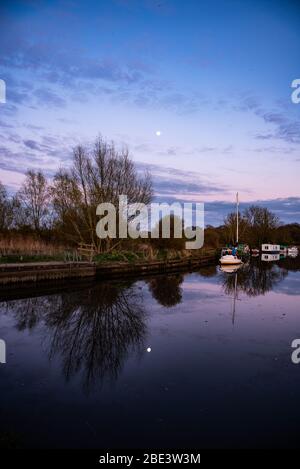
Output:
[[219, 192, 243, 266]]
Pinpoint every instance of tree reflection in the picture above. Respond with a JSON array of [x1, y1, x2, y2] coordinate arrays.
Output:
[[2, 295, 57, 330], [47, 283, 147, 390], [221, 261, 288, 297], [278, 255, 300, 272], [3, 282, 147, 392], [147, 274, 184, 307], [197, 265, 218, 278]]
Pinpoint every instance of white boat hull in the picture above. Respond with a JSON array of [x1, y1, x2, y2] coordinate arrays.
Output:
[[219, 255, 243, 265]]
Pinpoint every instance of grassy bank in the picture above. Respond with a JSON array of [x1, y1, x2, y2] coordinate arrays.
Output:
[[0, 250, 218, 286], [0, 234, 217, 264]]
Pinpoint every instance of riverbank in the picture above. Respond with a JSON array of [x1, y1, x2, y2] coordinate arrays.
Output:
[[0, 250, 218, 285]]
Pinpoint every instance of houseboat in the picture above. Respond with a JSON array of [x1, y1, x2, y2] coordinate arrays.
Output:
[[261, 244, 280, 253]]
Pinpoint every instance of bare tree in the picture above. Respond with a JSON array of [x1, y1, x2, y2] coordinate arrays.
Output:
[[0, 181, 13, 231], [243, 205, 280, 248], [51, 136, 153, 250], [223, 212, 248, 245], [17, 170, 50, 231], [223, 206, 279, 248], [51, 169, 86, 243]]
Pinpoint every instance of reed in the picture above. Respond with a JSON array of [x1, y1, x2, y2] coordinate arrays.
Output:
[[0, 235, 66, 256]]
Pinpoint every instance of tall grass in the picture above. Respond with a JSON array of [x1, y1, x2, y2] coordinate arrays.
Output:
[[0, 235, 66, 256]]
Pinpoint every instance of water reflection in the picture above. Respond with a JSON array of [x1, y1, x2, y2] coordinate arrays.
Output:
[[221, 260, 288, 297], [147, 274, 184, 307], [261, 253, 280, 262], [1, 259, 300, 448], [4, 282, 147, 392], [219, 260, 297, 324], [279, 254, 300, 271], [1, 258, 299, 393], [197, 264, 218, 277]]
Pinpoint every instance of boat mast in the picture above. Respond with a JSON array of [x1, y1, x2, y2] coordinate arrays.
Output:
[[236, 192, 239, 245]]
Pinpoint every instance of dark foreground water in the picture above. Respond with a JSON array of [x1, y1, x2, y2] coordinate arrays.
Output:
[[1, 257, 300, 449]]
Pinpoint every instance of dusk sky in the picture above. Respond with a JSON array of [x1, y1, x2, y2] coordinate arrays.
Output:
[[0, 0, 300, 225]]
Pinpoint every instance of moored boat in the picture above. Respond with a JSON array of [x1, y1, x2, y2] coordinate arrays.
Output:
[[219, 254, 243, 266], [219, 193, 243, 266], [261, 244, 280, 253]]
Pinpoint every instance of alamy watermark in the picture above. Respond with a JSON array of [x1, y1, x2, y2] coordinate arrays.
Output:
[[0, 78, 6, 104], [0, 339, 6, 364], [291, 79, 300, 104], [291, 339, 300, 364], [96, 196, 204, 249]]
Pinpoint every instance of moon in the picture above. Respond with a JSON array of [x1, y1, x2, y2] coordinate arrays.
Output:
[[155, 130, 161, 136]]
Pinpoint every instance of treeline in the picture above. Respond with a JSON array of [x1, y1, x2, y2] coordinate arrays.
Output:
[[0, 136, 299, 253], [205, 207, 300, 248], [0, 137, 152, 251]]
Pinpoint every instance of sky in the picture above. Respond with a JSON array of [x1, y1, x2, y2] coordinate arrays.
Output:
[[0, 0, 300, 225]]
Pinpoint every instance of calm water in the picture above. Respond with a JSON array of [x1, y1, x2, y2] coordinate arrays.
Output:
[[1, 257, 300, 448]]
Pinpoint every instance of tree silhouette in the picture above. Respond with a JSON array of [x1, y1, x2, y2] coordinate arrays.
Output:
[[147, 274, 184, 307], [3, 281, 147, 393]]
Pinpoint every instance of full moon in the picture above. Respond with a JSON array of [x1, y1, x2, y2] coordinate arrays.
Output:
[[147, 347, 152, 353], [155, 130, 161, 136]]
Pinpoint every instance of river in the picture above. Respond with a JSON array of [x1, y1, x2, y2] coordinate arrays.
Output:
[[0, 256, 300, 448]]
